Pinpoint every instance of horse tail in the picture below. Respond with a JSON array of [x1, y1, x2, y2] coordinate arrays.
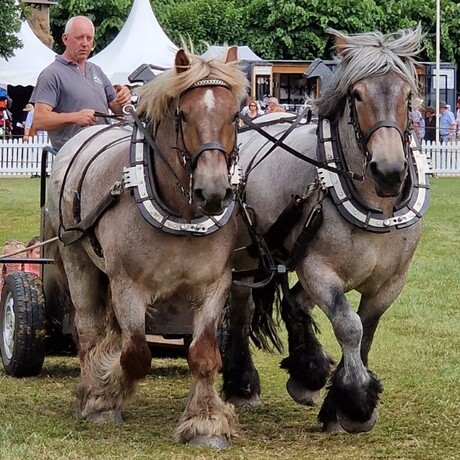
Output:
[[250, 273, 285, 353]]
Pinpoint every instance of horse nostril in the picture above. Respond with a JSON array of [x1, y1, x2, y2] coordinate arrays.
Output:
[[369, 161, 380, 179], [193, 188, 205, 204]]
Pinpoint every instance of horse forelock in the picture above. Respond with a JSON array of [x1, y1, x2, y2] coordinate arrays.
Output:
[[317, 27, 423, 121], [137, 50, 248, 124]]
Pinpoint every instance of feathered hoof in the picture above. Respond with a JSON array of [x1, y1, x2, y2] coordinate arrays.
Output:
[[337, 407, 378, 433], [188, 435, 229, 449], [226, 394, 261, 408], [323, 420, 347, 434], [286, 377, 321, 406], [85, 409, 123, 423]]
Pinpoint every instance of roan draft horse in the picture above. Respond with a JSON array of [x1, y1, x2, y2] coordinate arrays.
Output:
[[46, 47, 247, 448], [223, 27, 431, 433]]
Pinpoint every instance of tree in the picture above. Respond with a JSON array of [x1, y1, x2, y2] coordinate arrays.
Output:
[[155, 0, 244, 53], [376, 0, 460, 63], [1, 0, 23, 60], [240, 0, 385, 60], [50, 0, 131, 53]]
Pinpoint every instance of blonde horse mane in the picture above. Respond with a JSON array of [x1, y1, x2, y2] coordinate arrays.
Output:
[[136, 47, 248, 124]]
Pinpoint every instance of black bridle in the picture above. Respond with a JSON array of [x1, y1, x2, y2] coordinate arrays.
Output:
[[173, 79, 239, 175], [347, 89, 412, 163]]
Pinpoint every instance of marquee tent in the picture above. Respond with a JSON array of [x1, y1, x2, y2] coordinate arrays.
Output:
[[89, 0, 177, 85], [0, 21, 56, 86], [201, 46, 266, 63]]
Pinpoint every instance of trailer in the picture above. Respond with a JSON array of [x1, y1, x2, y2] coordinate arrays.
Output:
[[0, 148, 192, 377]]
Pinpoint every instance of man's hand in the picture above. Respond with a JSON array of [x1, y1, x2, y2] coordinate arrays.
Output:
[[114, 85, 131, 107], [75, 109, 97, 127]]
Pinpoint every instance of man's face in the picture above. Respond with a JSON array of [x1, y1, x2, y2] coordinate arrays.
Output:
[[268, 101, 276, 110], [63, 20, 94, 63]]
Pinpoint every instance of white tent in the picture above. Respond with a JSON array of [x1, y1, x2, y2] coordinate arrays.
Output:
[[0, 21, 56, 86], [89, 0, 177, 84], [202, 46, 266, 62]]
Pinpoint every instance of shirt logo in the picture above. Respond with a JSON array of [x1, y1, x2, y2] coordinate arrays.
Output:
[[93, 76, 103, 85]]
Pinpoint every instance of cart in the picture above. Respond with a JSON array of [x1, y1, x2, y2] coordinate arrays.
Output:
[[0, 147, 193, 377]]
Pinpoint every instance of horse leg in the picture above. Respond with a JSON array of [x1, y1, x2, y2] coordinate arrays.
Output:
[[306, 283, 382, 433], [221, 284, 261, 407], [76, 272, 151, 422], [86, 282, 152, 420], [280, 282, 334, 406], [59, 247, 122, 422], [173, 277, 236, 449]]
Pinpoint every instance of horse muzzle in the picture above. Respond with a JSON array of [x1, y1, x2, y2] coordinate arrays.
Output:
[[368, 158, 408, 197], [193, 184, 233, 215]]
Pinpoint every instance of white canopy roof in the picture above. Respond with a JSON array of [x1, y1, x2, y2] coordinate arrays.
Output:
[[202, 46, 266, 62], [0, 21, 56, 86], [89, 0, 177, 84]]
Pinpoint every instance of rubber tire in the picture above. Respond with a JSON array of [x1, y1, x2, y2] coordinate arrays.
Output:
[[0, 271, 46, 377]]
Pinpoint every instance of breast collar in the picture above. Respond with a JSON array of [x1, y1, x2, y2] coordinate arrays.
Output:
[[122, 120, 239, 236], [316, 117, 432, 232]]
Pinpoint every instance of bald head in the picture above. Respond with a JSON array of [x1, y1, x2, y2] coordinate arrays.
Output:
[[65, 16, 95, 35]]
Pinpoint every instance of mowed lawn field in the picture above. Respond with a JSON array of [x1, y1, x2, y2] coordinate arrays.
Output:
[[0, 177, 459, 460]]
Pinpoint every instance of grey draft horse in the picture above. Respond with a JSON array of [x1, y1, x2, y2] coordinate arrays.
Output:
[[222, 27, 431, 433], [46, 47, 247, 448]]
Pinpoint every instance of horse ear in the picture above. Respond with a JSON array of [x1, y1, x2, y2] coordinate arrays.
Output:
[[225, 46, 238, 63], [175, 49, 191, 74], [334, 36, 348, 55]]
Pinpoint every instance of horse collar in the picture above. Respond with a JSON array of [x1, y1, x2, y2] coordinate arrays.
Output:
[[316, 118, 432, 232], [122, 121, 237, 236]]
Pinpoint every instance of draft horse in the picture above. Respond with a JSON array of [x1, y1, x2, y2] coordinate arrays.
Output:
[[46, 47, 247, 448], [223, 27, 431, 433]]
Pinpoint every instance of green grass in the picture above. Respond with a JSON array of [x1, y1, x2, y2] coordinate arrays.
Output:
[[0, 177, 459, 459]]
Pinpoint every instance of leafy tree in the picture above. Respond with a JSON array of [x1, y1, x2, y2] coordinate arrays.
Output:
[[50, 0, 131, 53], [376, 0, 460, 63], [156, 0, 244, 53], [1, 0, 23, 60], [240, 0, 384, 60]]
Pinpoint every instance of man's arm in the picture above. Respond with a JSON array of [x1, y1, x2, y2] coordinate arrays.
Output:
[[33, 103, 98, 131]]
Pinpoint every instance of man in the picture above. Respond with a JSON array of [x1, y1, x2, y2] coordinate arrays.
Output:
[[30, 16, 131, 150], [439, 101, 456, 143], [265, 97, 285, 114]]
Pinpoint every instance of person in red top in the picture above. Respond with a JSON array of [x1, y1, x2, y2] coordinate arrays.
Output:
[[23, 236, 41, 277]]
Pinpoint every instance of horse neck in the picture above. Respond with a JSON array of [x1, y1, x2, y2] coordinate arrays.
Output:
[[153, 120, 197, 219], [337, 113, 398, 216]]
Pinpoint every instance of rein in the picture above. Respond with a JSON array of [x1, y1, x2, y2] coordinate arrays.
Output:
[[238, 111, 364, 182]]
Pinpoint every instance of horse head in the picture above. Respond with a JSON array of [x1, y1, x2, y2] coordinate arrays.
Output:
[[174, 47, 241, 215], [137, 46, 247, 217], [349, 73, 412, 197], [322, 27, 423, 198]]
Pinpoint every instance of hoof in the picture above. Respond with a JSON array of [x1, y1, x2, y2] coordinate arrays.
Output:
[[286, 378, 321, 406], [188, 435, 229, 449], [86, 410, 123, 423], [324, 420, 347, 433], [337, 407, 378, 433], [227, 394, 261, 408]]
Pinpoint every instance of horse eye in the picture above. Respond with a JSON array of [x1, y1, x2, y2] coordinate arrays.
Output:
[[180, 111, 188, 123], [353, 91, 363, 102]]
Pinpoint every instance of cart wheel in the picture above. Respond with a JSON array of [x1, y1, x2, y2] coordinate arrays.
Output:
[[0, 272, 46, 377]]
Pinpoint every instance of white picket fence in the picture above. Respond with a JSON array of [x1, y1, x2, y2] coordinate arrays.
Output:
[[0, 135, 53, 176], [421, 140, 460, 176], [1, 136, 460, 177]]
